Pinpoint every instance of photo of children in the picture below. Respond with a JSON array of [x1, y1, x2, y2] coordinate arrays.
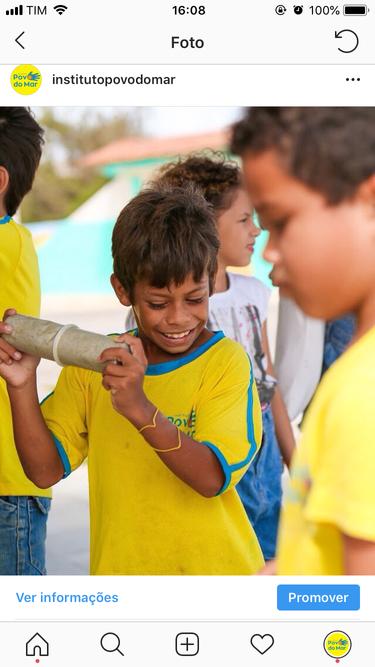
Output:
[[0, 106, 374, 576]]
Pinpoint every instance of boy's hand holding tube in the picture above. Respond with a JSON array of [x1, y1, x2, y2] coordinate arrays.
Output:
[[100, 333, 155, 427], [100, 333, 225, 497], [0, 309, 40, 388], [0, 309, 63, 488]]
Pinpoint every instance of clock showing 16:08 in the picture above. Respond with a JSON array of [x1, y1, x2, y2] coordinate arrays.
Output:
[[172, 5, 206, 15]]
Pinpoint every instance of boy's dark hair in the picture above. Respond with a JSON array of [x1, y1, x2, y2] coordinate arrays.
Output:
[[156, 153, 242, 214], [0, 107, 44, 215], [231, 107, 375, 204], [112, 184, 219, 301]]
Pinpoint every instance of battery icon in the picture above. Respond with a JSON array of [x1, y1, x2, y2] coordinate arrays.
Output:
[[343, 4, 368, 14]]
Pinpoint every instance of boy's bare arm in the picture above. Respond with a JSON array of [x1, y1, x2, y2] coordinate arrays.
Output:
[[130, 402, 225, 498], [8, 381, 64, 488], [343, 534, 375, 575], [261, 322, 295, 468], [100, 334, 225, 498], [270, 386, 295, 468], [0, 312, 64, 488]]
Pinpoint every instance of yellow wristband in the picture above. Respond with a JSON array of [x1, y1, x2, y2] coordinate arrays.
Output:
[[137, 407, 182, 453], [151, 427, 182, 453], [138, 407, 159, 433]]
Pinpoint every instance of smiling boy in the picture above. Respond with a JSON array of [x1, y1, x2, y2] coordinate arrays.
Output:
[[231, 107, 375, 574], [0, 184, 263, 575]]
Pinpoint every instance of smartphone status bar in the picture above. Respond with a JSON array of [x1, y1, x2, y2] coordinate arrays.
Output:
[[1, 0, 375, 64]]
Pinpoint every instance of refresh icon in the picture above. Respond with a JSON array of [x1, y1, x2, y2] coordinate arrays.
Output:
[[335, 29, 359, 53]]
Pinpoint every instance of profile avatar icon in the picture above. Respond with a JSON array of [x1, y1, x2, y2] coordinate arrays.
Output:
[[10, 64, 42, 95], [324, 631, 352, 662]]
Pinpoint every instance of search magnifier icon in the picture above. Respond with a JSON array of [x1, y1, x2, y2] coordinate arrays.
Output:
[[100, 632, 124, 657]]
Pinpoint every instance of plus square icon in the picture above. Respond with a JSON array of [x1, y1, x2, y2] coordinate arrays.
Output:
[[175, 632, 199, 656]]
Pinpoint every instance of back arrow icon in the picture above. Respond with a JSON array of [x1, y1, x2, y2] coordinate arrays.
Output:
[[15, 31, 25, 49], [335, 29, 359, 53]]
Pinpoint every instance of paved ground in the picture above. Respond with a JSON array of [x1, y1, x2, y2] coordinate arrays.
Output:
[[42, 291, 281, 575]]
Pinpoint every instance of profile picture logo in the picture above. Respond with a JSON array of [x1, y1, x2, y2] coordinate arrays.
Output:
[[10, 64, 42, 95], [324, 630, 352, 660]]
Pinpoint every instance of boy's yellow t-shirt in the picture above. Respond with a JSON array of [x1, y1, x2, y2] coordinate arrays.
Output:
[[277, 325, 375, 574], [41, 332, 264, 575], [0, 217, 51, 497]]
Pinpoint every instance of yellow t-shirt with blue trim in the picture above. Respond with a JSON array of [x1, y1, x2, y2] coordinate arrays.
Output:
[[41, 331, 264, 575], [0, 217, 51, 497], [277, 325, 375, 574]]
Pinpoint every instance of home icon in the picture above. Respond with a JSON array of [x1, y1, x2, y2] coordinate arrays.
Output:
[[26, 633, 49, 657]]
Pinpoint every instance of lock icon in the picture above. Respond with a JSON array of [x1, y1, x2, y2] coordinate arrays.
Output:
[[275, 5, 287, 15]]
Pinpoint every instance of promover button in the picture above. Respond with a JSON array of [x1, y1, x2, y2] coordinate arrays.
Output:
[[277, 585, 360, 611]]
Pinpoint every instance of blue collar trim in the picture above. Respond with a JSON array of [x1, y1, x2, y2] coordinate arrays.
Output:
[[0, 215, 11, 225], [145, 330, 225, 376]]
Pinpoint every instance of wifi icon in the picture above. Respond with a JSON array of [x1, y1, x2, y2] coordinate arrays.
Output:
[[54, 4, 68, 14]]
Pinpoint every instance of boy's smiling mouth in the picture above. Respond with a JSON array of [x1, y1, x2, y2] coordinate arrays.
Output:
[[159, 328, 194, 341], [155, 327, 202, 349]]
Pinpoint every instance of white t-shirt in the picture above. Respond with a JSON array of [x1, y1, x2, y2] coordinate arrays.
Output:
[[274, 297, 325, 421], [209, 272, 269, 339], [209, 273, 276, 405]]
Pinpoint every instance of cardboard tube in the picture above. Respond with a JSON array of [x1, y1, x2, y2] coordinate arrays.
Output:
[[2, 314, 130, 373]]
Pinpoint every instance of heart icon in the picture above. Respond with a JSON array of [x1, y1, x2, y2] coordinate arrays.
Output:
[[250, 633, 275, 654]]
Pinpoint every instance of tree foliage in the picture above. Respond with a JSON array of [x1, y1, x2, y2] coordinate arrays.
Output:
[[22, 109, 141, 222]]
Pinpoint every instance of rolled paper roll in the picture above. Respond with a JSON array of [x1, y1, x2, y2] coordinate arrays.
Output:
[[2, 314, 131, 373]]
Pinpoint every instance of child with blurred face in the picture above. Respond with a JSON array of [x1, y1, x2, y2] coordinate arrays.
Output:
[[145, 155, 296, 561], [231, 107, 375, 574]]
